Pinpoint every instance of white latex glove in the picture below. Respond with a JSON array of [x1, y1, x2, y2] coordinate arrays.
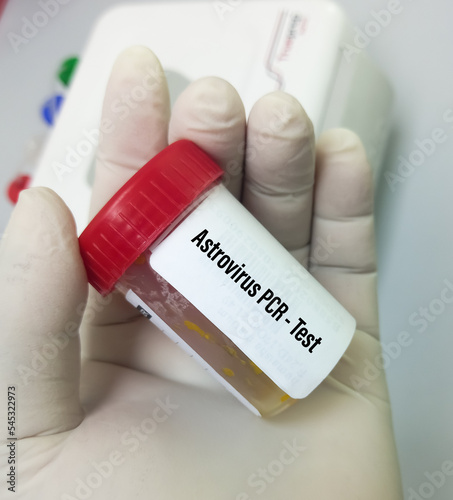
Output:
[[0, 47, 403, 499]]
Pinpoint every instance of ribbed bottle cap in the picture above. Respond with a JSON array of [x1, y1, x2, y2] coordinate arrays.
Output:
[[79, 140, 223, 295]]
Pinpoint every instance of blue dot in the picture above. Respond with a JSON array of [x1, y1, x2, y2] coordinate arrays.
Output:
[[41, 94, 64, 126]]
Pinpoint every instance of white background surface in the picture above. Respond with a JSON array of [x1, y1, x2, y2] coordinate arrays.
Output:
[[1, 1, 452, 499]]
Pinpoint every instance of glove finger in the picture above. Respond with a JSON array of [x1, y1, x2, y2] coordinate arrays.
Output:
[[241, 91, 315, 265], [90, 45, 171, 217], [0, 187, 86, 438], [309, 129, 379, 337], [168, 76, 246, 199]]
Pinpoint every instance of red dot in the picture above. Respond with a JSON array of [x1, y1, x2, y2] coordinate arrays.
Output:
[[7, 174, 31, 204]]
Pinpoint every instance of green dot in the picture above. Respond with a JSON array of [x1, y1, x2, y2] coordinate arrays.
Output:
[[58, 56, 79, 87]]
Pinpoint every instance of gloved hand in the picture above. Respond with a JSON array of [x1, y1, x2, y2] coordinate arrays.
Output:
[[0, 46, 403, 499]]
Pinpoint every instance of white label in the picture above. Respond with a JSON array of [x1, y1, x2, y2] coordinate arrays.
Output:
[[149, 185, 356, 399]]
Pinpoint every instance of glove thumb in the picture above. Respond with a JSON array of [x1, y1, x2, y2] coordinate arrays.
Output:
[[0, 187, 86, 438]]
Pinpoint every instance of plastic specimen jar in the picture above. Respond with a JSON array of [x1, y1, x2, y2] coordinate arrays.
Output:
[[79, 140, 356, 417]]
